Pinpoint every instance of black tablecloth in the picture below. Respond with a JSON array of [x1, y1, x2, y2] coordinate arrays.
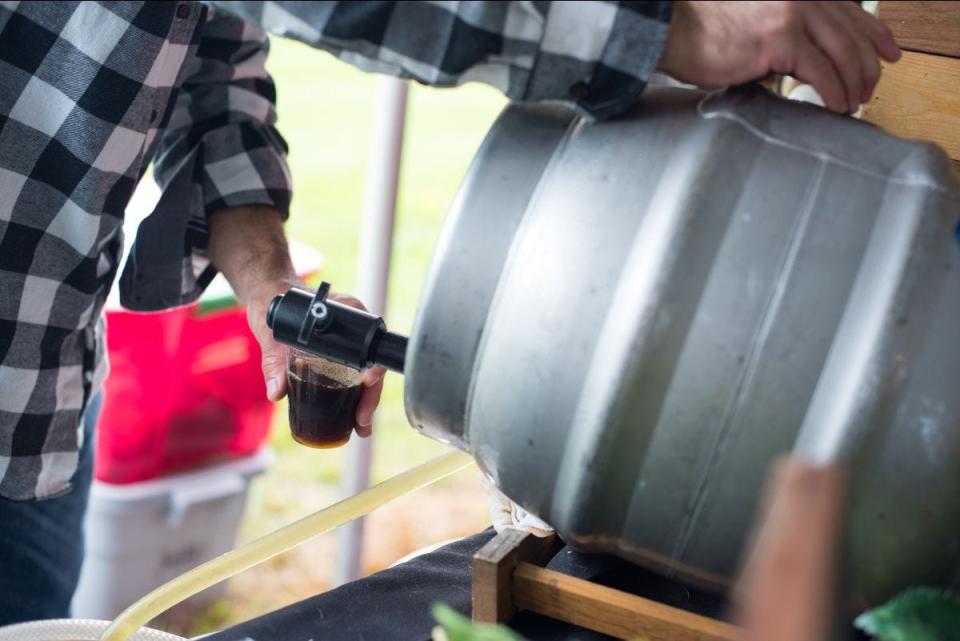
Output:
[[205, 529, 728, 641]]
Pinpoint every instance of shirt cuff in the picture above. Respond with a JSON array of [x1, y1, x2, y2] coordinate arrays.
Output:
[[528, 1, 673, 121], [200, 122, 292, 219], [118, 122, 290, 312]]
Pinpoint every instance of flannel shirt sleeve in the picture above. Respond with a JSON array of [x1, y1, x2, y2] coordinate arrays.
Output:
[[119, 6, 291, 311], [210, 1, 673, 121]]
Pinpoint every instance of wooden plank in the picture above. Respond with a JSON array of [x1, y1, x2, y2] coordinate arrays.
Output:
[[880, 2, 960, 58], [861, 50, 960, 160], [472, 528, 560, 624], [513, 563, 739, 641]]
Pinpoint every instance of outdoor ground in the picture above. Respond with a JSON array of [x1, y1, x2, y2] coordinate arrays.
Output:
[[158, 37, 506, 635]]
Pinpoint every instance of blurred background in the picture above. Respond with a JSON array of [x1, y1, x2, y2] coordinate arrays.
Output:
[[159, 37, 506, 634]]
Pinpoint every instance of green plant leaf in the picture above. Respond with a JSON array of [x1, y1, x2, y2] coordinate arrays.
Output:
[[432, 603, 528, 641], [855, 587, 960, 641]]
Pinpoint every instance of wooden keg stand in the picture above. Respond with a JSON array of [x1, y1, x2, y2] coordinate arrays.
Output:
[[470, 527, 738, 641], [471, 4, 958, 639]]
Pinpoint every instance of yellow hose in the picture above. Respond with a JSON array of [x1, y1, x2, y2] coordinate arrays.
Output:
[[99, 450, 475, 641]]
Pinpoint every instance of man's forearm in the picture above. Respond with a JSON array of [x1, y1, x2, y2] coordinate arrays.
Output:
[[207, 206, 299, 309], [206, 206, 386, 416], [208, 206, 301, 400]]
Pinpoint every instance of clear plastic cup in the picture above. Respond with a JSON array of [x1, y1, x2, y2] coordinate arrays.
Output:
[[286, 348, 363, 449]]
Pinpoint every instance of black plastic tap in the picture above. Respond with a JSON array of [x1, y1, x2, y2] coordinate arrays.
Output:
[[266, 282, 407, 373]]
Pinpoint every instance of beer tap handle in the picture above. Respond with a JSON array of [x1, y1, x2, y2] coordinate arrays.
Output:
[[297, 282, 332, 346]]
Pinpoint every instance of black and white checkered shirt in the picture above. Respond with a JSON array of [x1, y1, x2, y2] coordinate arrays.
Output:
[[0, 1, 290, 501], [0, 0, 671, 501], [215, 1, 673, 121]]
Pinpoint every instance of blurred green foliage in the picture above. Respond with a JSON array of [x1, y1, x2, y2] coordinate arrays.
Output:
[[856, 587, 960, 641], [432, 604, 527, 641]]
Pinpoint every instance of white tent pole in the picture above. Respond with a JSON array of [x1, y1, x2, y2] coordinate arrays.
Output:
[[334, 76, 409, 586]]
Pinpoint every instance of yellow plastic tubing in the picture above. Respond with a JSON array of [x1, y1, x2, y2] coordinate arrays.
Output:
[[100, 450, 475, 641]]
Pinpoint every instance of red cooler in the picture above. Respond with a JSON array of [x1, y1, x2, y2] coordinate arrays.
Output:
[[95, 242, 324, 484]]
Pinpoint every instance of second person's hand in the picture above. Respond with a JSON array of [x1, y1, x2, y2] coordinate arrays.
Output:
[[657, 1, 901, 115]]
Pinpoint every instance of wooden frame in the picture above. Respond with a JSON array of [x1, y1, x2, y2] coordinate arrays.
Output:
[[879, 2, 960, 58], [861, 50, 960, 162], [472, 528, 740, 641], [867, 1, 960, 174]]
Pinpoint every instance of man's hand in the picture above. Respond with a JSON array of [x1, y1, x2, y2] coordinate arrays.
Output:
[[657, 1, 901, 114], [207, 206, 385, 435], [308, 293, 386, 437], [245, 287, 385, 436]]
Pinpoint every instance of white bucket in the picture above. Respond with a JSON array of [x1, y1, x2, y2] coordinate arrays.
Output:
[[73, 449, 273, 619]]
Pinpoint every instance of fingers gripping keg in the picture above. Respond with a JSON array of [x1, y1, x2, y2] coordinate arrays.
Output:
[[266, 283, 408, 373]]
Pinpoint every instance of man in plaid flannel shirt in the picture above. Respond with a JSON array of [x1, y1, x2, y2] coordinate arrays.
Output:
[[0, 0, 897, 624]]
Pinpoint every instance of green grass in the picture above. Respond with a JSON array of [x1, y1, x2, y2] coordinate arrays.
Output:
[[252, 40, 504, 517]]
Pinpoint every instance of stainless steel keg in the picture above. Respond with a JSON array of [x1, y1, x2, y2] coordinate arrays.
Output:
[[404, 85, 960, 613]]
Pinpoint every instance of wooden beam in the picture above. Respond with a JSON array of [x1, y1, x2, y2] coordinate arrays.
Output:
[[513, 563, 740, 641], [880, 2, 960, 58], [472, 528, 560, 624], [861, 50, 960, 161]]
